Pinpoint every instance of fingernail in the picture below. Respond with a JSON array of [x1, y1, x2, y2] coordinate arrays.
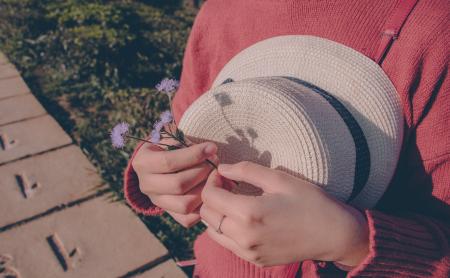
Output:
[[218, 164, 231, 173], [201, 219, 209, 227], [203, 143, 216, 155]]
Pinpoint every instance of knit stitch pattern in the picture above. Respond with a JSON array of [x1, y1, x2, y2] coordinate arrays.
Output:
[[124, 0, 450, 276]]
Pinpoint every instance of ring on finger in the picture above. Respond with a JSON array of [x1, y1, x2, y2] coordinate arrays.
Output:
[[216, 214, 226, 234]]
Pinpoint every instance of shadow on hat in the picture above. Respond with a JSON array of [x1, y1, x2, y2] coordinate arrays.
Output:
[[178, 35, 404, 210]]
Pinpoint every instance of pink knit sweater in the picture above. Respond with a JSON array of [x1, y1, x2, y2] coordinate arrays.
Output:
[[124, 0, 449, 277]]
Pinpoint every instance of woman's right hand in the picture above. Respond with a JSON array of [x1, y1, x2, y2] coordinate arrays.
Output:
[[132, 135, 218, 228]]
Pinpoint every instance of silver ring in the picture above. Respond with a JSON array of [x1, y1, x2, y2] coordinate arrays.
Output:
[[216, 215, 226, 234]]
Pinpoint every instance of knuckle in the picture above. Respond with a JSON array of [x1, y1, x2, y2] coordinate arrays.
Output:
[[239, 236, 258, 250], [185, 199, 199, 213], [251, 210, 264, 223], [241, 204, 264, 225], [237, 161, 251, 172], [246, 251, 262, 264], [175, 201, 191, 215], [176, 207, 190, 215], [168, 177, 186, 195], [161, 154, 176, 172], [241, 213, 253, 225]]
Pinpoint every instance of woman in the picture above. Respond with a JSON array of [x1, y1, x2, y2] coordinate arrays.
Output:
[[124, 0, 449, 277]]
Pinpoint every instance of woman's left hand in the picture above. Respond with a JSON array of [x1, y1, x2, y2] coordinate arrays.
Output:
[[200, 161, 369, 268]]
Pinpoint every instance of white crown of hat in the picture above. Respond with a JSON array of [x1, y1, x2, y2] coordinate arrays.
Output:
[[178, 35, 404, 209]]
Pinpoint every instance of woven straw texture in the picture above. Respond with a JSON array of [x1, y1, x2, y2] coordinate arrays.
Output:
[[178, 35, 403, 209]]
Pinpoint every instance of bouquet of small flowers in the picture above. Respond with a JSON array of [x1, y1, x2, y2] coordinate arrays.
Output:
[[110, 78, 217, 169]]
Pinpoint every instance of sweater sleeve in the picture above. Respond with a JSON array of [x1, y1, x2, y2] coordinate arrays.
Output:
[[123, 3, 211, 216], [347, 26, 450, 277], [123, 139, 165, 215], [349, 208, 450, 277], [307, 22, 450, 278], [349, 23, 450, 277]]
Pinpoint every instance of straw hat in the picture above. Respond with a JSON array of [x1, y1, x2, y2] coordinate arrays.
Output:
[[178, 35, 403, 209]]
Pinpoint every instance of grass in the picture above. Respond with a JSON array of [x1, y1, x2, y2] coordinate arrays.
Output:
[[0, 0, 206, 263]]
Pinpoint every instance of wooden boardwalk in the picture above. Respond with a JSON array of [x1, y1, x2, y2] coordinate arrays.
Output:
[[0, 52, 187, 278]]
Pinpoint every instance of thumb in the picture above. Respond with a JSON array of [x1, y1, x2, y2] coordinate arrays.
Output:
[[217, 161, 282, 193]]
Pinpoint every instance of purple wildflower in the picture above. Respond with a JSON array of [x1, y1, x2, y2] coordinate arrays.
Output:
[[150, 129, 161, 144], [155, 78, 179, 94], [160, 110, 173, 124], [111, 122, 129, 149], [153, 120, 164, 132]]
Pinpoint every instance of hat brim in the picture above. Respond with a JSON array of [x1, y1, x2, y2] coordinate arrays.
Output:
[[182, 35, 404, 208]]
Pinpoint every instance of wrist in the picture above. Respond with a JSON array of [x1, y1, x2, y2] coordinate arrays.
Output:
[[333, 206, 369, 267]]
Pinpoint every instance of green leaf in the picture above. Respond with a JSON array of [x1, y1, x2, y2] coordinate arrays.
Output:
[[167, 144, 180, 151], [175, 128, 185, 143], [0, 0, 200, 261]]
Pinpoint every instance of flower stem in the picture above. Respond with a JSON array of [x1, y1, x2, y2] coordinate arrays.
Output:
[[169, 97, 176, 127], [125, 135, 173, 148], [127, 132, 237, 186], [162, 128, 219, 170], [162, 133, 238, 186]]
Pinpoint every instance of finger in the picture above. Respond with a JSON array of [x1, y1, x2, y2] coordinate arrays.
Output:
[[141, 155, 218, 195], [150, 182, 205, 214], [218, 161, 284, 193], [166, 209, 201, 228], [145, 141, 218, 174], [202, 170, 258, 221], [199, 204, 242, 241]]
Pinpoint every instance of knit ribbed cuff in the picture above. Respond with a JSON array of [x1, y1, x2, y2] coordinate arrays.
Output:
[[123, 140, 165, 216], [349, 210, 445, 277]]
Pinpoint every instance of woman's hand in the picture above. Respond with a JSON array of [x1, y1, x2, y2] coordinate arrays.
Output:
[[200, 161, 369, 268], [132, 135, 218, 228]]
